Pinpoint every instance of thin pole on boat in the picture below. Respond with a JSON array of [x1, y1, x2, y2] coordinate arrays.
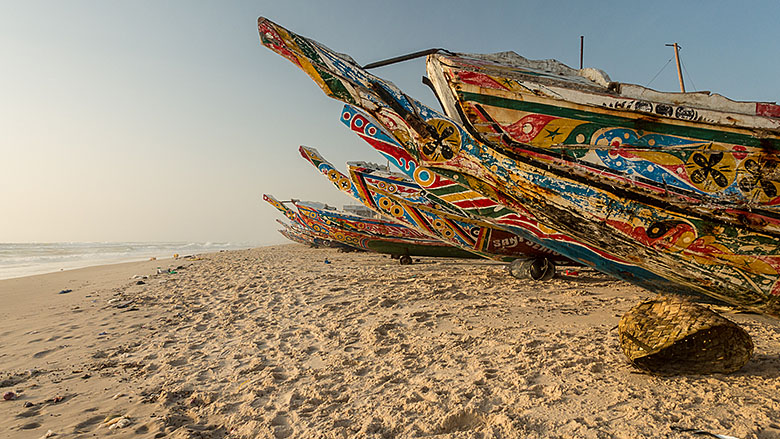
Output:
[[362, 48, 451, 70], [580, 36, 584, 69], [666, 43, 686, 92]]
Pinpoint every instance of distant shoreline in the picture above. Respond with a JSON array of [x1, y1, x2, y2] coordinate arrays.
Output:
[[0, 241, 275, 280]]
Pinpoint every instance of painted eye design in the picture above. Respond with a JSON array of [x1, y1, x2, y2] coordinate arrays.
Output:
[[378, 197, 393, 210], [390, 204, 404, 217]]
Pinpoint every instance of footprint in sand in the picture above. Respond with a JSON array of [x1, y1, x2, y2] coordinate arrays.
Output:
[[270, 413, 292, 438], [163, 413, 194, 429], [32, 348, 55, 358], [439, 410, 485, 434], [72, 415, 105, 433], [18, 421, 41, 430], [15, 407, 41, 419], [167, 357, 187, 367], [271, 368, 287, 383]]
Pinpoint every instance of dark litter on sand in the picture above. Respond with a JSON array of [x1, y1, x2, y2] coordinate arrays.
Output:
[[671, 425, 740, 439]]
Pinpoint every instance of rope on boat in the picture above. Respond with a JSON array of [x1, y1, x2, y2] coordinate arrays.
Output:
[[680, 55, 698, 92], [646, 57, 674, 88]]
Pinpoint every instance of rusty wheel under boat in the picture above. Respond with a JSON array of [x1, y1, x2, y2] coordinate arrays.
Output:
[[507, 257, 556, 281]]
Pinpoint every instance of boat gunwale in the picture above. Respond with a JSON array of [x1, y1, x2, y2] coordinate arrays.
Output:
[[431, 53, 780, 129]]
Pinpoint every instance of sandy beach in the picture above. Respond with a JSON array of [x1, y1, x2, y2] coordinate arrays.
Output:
[[1, 244, 780, 439]]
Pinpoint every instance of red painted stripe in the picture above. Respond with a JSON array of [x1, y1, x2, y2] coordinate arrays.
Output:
[[450, 198, 501, 209], [757, 102, 780, 118]]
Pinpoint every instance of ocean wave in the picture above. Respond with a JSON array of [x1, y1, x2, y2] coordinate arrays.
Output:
[[0, 242, 256, 280]]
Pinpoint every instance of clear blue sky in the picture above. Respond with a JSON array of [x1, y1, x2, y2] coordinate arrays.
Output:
[[2, 1, 778, 244]]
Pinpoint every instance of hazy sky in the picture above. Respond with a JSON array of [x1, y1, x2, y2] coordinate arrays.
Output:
[[2, 1, 779, 245]]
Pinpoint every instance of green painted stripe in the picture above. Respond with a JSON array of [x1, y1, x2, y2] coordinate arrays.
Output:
[[429, 183, 472, 196], [472, 206, 514, 218], [459, 91, 780, 149]]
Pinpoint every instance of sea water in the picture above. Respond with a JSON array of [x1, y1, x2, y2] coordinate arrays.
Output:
[[0, 242, 252, 280]]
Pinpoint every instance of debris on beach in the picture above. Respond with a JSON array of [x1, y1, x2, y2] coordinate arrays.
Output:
[[671, 426, 741, 439], [44, 395, 64, 404], [618, 297, 753, 375], [102, 416, 132, 430]]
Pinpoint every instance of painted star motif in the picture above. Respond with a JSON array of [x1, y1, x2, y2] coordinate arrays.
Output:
[[545, 127, 562, 140]]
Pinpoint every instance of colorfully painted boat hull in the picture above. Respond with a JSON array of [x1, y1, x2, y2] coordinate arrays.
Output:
[[296, 199, 431, 241], [264, 194, 355, 249], [348, 163, 568, 263], [300, 145, 564, 262], [265, 192, 478, 258], [294, 202, 480, 259], [339, 104, 611, 261], [426, 53, 780, 233], [257, 17, 780, 316], [256, 17, 677, 290], [265, 192, 468, 256], [276, 219, 348, 249], [339, 104, 532, 230]]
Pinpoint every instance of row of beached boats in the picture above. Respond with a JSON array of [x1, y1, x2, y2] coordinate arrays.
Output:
[[257, 17, 780, 325]]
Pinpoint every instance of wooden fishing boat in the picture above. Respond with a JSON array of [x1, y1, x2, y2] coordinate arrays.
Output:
[[278, 227, 305, 245], [264, 193, 477, 262], [264, 193, 311, 229], [264, 194, 352, 249], [426, 52, 780, 234], [293, 198, 430, 241], [300, 145, 565, 269], [278, 225, 315, 246], [276, 219, 336, 248], [277, 219, 313, 245], [339, 103, 627, 270], [257, 17, 780, 316], [340, 104, 528, 227], [266, 191, 433, 244], [257, 17, 681, 292], [293, 200, 480, 262]]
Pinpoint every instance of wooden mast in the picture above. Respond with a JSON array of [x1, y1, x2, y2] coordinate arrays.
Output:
[[666, 43, 685, 92]]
